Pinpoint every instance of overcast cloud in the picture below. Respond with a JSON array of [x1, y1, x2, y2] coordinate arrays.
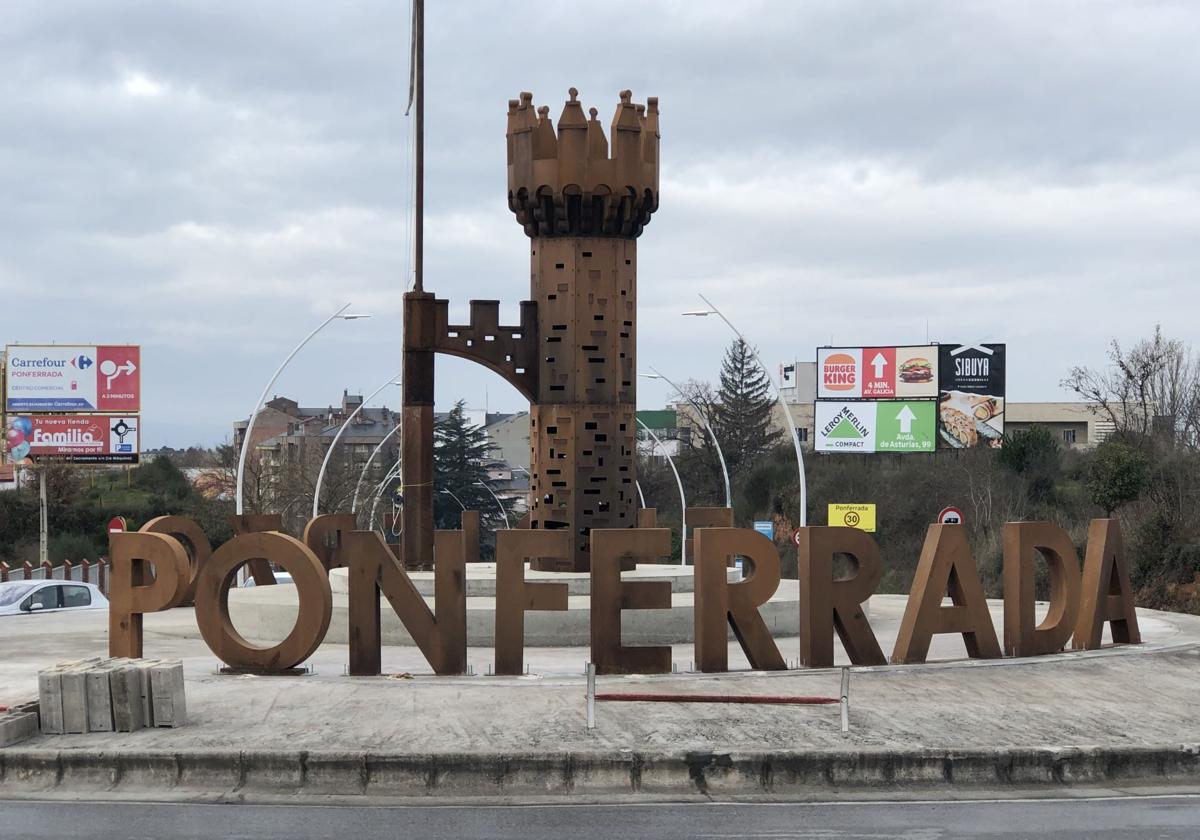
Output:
[[3, 1, 1199, 446]]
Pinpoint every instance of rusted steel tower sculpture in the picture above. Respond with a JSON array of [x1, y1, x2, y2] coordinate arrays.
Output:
[[401, 88, 660, 572]]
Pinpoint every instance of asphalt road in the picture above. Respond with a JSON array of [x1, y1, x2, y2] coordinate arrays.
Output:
[[2, 796, 1200, 839]]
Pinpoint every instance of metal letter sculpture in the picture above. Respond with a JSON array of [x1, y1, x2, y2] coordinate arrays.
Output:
[[402, 89, 659, 572]]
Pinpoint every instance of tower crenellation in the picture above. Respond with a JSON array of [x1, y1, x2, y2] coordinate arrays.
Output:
[[508, 89, 659, 238]]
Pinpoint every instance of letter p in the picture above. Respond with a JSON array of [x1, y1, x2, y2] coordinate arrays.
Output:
[[109, 531, 190, 658]]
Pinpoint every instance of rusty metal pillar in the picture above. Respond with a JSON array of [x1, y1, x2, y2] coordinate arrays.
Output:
[[402, 291, 437, 570]]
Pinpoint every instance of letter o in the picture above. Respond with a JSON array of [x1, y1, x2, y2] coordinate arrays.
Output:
[[195, 531, 332, 671], [140, 515, 213, 606]]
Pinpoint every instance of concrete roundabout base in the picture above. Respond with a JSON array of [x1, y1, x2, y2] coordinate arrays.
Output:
[[227, 563, 802, 647]]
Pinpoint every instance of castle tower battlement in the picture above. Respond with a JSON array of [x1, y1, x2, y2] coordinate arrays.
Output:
[[507, 89, 659, 239]]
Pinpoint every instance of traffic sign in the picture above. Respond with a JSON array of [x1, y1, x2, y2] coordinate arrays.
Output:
[[937, 506, 964, 526], [107, 516, 126, 533], [792, 528, 803, 547], [828, 503, 877, 532]]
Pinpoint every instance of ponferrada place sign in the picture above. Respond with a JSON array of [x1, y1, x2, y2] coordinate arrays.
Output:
[[107, 516, 1139, 676]]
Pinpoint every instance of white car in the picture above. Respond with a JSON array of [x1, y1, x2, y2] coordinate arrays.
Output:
[[0, 580, 109, 616], [242, 571, 294, 587]]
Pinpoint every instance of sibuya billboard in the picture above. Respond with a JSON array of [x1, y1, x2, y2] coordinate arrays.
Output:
[[937, 344, 1006, 449], [5, 345, 140, 413], [4, 415, 140, 464]]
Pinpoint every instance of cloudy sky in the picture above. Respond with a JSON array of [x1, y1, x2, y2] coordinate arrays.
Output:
[[4, 1, 1199, 446]]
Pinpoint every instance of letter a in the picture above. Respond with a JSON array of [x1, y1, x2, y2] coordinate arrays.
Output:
[[893, 524, 1001, 664], [1073, 518, 1141, 650]]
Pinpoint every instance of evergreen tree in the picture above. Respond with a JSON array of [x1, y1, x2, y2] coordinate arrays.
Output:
[[433, 401, 512, 534], [712, 338, 781, 476]]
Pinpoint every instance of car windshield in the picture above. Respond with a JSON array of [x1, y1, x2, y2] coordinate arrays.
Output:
[[0, 584, 37, 607]]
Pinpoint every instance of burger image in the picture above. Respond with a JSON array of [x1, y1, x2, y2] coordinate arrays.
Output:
[[899, 357, 933, 383]]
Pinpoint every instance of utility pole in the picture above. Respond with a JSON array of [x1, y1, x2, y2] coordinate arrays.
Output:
[[413, 0, 424, 293]]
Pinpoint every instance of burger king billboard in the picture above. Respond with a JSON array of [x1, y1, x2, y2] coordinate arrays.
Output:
[[818, 346, 938, 400]]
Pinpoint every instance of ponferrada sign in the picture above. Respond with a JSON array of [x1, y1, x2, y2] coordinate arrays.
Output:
[[108, 517, 1139, 676]]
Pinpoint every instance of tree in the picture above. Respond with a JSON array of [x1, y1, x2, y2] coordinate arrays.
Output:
[[712, 338, 781, 478], [1063, 326, 1200, 448], [997, 426, 1062, 503], [1087, 441, 1151, 517], [433, 401, 512, 534]]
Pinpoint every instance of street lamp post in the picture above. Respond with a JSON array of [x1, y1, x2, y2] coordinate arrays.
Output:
[[640, 368, 732, 510], [311, 374, 402, 520], [369, 458, 402, 533], [235, 302, 370, 515], [683, 292, 808, 527], [351, 421, 404, 514], [636, 418, 687, 565], [475, 480, 511, 529], [439, 488, 467, 511]]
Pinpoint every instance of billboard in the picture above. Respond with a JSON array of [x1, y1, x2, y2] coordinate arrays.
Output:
[[5, 345, 140, 412], [937, 344, 1006, 449], [817, 346, 938, 400], [4, 415, 140, 464], [816, 400, 936, 453]]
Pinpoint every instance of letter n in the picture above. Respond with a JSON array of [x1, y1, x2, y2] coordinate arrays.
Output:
[[892, 524, 1001, 664], [345, 530, 466, 676], [1073, 519, 1141, 650]]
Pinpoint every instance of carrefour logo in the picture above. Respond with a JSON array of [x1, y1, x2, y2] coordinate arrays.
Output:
[[71, 355, 93, 370], [12, 356, 69, 368]]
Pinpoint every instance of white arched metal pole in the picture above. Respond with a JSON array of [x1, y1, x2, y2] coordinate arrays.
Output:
[[352, 420, 404, 513], [440, 488, 467, 511], [475, 480, 511, 529], [236, 302, 368, 515], [369, 459, 402, 532], [312, 373, 401, 519], [635, 480, 646, 509], [686, 292, 808, 527], [637, 418, 687, 565], [512, 465, 533, 514], [642, 367, 732, 510]]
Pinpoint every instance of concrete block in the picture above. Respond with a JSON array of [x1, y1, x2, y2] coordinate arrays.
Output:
[[365, 754, 436, 796], [134, 660, 159, 727], [116, 751, 180, 789], [60, 667, 89, 734], [241, 750, 303, 792], [149, 660, 186, 727], [110, 666, 144, 732], [0, 750, 61, 791], [0, 712, 39, 747], [37, 670, 64, 734], [176, 751, 243, 792], [569, 754, 638, 794], [304, 751, 367, 795], [86, 667, 115, 732]]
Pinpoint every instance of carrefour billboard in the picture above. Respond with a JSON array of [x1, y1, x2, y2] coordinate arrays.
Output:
[[4, 415, 140, 464], [5, 345, 140, 412]]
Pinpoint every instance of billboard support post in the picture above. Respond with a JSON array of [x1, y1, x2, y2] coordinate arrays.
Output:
[[39, 467, 48, 568]]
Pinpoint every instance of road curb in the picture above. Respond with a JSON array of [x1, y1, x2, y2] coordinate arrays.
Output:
[[3, 745, 1200, 799]]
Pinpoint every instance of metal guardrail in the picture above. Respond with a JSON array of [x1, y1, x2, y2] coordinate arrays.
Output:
[[0, 558, 109, 593]]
